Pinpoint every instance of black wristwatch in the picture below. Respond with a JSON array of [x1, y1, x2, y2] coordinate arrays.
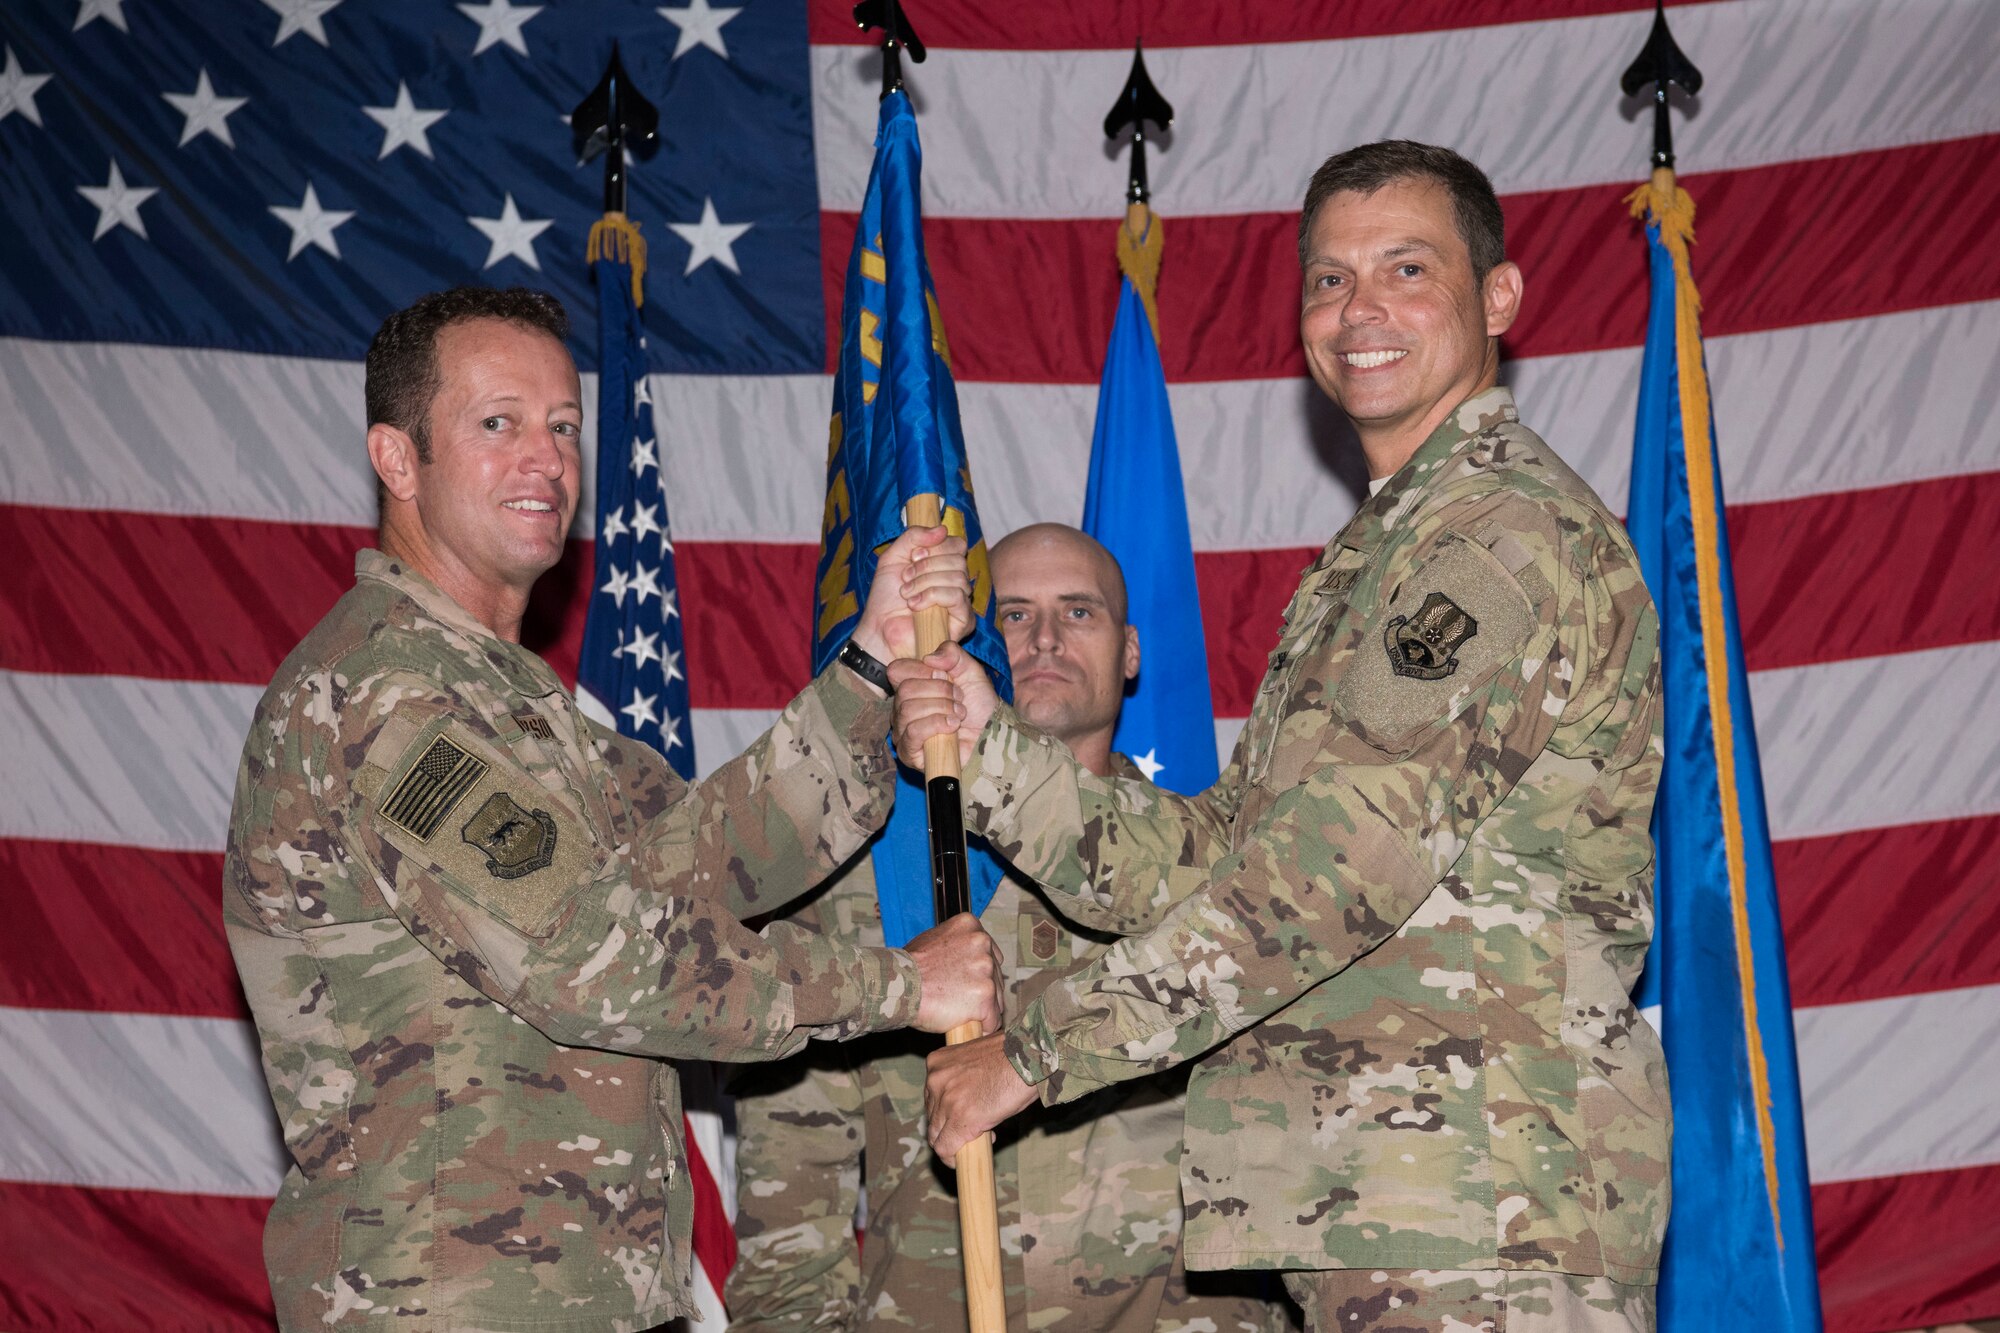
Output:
[[838, 638, 894, 695]]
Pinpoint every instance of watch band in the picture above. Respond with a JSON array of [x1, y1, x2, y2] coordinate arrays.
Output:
[[838, 638, 894, 695]]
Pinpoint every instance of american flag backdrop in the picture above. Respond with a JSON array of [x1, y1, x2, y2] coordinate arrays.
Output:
[[0, 1, 1996, 1330]]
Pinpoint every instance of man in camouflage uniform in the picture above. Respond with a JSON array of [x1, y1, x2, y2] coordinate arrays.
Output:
[[906, 142, 1670, 1332], [223, 286, 1003, 1333], [727, 524, 1286, 1333]]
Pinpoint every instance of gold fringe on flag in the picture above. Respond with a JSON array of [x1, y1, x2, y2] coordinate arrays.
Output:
[[587, 212, 648, 308], [1627, 164, 1786, 1245], [1116, 201, 1164, 345]]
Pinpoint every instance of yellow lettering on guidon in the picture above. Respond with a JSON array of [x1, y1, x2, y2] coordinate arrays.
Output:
[[941, 505, 995, 618], [927, 289, 952, 371], [817, 461, 860, 640]]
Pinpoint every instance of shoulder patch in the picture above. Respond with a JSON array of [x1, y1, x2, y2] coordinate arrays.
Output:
[[1337, 535, 1536, 752], [512, 711, 557, 742], [381, 734, 489, 841], [1384, 592, 1478, 680], [372, 717, 598, 938], [461, 791, 558, 879]]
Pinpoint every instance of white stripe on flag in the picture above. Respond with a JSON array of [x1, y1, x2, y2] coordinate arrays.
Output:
[[0, 1005, 287, 1197], [1798, 983, 2000, 1183], [9, 646, 1987, 855], [10, 987, 1998, 1202], [7, 301, 1995, 547], [809, 0, 2000, 217]]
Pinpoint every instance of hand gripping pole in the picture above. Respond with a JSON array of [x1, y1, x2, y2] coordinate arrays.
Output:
[[905, 492, 1007, 1333]]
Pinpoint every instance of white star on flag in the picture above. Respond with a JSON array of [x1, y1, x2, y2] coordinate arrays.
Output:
[[661, 587, 680, 621], [468, 193, 552, 270], [77, 161, 157, 241], [1132, 749, 1165, 782], [600, 564, 631, 608], [660, 646, 684, 686], [623, 628, 662, 671], [668, 198, 751, 276], [0, 48, 53, 127], [600, 504, 629, 543], [658, 708, 685, 750], [630, 435, 658, 477], [163, 70, 247, 148], [633, 376, 653, 408], [658, 0, 742, 60], [458, 0, 542, 56], [72, 0, 128, 33], [630, 564, 662, 606], [263, 0, 342, 47], [362, 82, 447, 159], [269, 182, 354, 261], [620, 689, 660, 731], [630, 501, 662, 543]]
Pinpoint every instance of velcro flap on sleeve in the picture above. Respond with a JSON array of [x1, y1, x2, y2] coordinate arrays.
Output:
[[1336, 533, 1535, 753], [367, 713, 598, 939]]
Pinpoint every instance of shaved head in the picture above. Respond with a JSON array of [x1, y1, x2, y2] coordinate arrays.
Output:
[[990, 523, 1138, 776], [991, 524, 1128, 623]]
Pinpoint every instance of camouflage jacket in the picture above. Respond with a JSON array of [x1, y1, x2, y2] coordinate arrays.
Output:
[[962, 389, 1670, 1282], [728, 788, 1287, 1333], [223, 550, 923, 1332]]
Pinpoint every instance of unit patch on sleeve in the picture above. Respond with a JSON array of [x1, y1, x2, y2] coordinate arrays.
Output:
[[380, 735, 489, 841], [461, 791, 558, 880], [1384, 592, 1479, 680]]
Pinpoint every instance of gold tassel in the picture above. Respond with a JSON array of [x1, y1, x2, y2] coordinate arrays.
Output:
[[587, 212, 648, 308], [1116, 201, 1164, 345]]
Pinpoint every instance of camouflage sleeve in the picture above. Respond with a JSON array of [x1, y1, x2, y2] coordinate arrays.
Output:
[[266, 665, 920, 1063], [955, 738, 1243, 935], [989, 496, 1582, 1102], [633, 665, 899, 923]]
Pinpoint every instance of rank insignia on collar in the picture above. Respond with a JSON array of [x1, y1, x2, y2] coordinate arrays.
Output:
[[461, 791, 558, 880], [1385, 592, 1479, 680]]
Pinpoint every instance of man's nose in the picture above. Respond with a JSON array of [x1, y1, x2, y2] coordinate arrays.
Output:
[[1341, 278, 1387, 326], [1030, 612, 1061, 652], [521, 422, 566, 477]]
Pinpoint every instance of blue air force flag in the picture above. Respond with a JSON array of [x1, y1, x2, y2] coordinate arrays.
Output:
[[811, 90, 1010, 948]]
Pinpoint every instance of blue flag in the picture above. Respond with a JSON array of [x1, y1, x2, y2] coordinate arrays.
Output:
[[1081, 224, 1218, 795], [811, 91, 1011, 948], [1627, 178, 1822, 1333], [578, 228, 697, 779]]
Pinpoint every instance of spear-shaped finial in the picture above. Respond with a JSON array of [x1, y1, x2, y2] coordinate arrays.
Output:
[[572, 42, 661, 215], [854, 0, 926, 100], [1104, 41, 1173, 206], [1620, 0, 1703, 171]]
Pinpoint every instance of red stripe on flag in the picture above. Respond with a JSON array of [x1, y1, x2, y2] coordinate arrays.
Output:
[[10, 479, 2000, 707], [0, 1179, 274, 1333], [0, 839, 242, 1019], [806, 0, 1674, 49], [1813, 1162, 2000, 1333], [1727, 471, 2000, 672], [683, 1112, 740, 1287], [1776, 814, 2000, 1010], [824, 137, 2000, 385]]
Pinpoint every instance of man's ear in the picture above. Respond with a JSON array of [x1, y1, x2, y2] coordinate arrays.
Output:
[[368, 424, 420, 504], [1483, 260, 1524, 339], [1123, 624, 1141, 682]]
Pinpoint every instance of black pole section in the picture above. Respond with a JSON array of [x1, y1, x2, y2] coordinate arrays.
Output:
[[1619, 0, 1703, 170], [572, 42, 661, 212], [855, 0, 927, 100], [1104, 41, 1174, 206], [926, 776, 972, 919]]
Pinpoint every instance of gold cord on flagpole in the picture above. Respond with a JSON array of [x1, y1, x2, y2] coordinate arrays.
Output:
[[1117, 202, 1163, 345], [587, 211, 648, 308], [1628, 164, 1785, 1243]]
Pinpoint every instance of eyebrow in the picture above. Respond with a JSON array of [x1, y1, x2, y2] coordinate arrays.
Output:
[[997, 592, 1107, 607]]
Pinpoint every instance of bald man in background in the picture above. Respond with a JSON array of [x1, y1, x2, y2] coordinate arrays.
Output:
[[727, 524, 1289, 1333]]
